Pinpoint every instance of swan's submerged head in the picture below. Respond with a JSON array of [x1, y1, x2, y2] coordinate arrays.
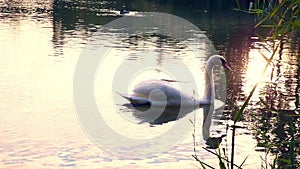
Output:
[[207, 55, 232, 71]]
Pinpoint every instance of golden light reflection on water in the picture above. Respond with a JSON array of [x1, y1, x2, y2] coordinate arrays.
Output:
[[244, 43, 275, 98], [242, 39, 299, 110]]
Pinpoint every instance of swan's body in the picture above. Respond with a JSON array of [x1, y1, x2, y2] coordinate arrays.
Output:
[[119, 79, 198, 107], [119, 55, 231, 107]]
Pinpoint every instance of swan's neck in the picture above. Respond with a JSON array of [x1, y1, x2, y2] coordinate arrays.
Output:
[[203, 61, 215, 103]]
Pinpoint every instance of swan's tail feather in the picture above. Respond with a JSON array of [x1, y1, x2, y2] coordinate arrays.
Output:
[[160, 79, 190, 83], [116, 92, 131, 100], [117, 92, 151, 107]]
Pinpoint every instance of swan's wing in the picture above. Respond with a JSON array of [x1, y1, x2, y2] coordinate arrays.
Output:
[[132, 79, 197, 106], [133, 80, 182, 99]]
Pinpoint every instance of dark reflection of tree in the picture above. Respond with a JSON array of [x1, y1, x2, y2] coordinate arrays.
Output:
[[52, 0, 242, 14], [52, 18, 64, 56], [50, 0, 251, 37], [51, 0, 118, 57], [0, 0, 51, 13], [50, 0, 255, 58], [216, 24, 254, 118], [123, 33, 186, 64]]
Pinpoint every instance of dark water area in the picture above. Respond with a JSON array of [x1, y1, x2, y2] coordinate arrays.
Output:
[[0, 0, 299, 168]]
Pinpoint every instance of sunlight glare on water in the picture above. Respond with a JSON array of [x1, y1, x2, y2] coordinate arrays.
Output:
[[243, 39, 299, 110]]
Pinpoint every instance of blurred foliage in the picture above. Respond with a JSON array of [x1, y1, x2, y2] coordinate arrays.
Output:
[[250, 0, 300, 38], [253, 0, 300, 38]]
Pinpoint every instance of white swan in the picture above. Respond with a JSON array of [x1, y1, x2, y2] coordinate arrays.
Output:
[[119, 55, 231, 107]]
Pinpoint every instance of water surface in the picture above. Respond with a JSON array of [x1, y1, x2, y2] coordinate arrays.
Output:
[[0, 0, 299, 168]]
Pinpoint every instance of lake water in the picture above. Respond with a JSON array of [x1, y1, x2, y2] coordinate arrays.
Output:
[[0, 0, 299, 168]]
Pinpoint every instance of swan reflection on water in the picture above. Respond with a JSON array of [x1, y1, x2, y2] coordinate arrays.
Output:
[[121, 102, 226, 149]]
